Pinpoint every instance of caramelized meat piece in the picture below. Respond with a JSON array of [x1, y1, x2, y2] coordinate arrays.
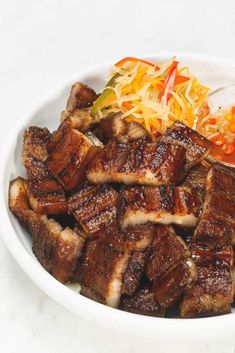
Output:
[[87, 139, 186, 186], [79, 239, 130, 307], [120, 288, 164, 317], [153, 261, 196, 309], [194, 165, 235, 248], [146, 226, 197, 308], [24, 158, 52, 180], [9, 177, 33, 225], [68, 183, 119, 238], [119, 185, 200, 228], [162, 121, 212, 170], [47, 121, 99, 190], [23, 126, 50, 163], [99, 113, 148, 143], [26, 178, 67, 215], [99, 113, 127, 143], [121, 250, 148, 296], [181, 163, 209, 202], [66, 82, 97, 111], [22, 126, 52, 179], [60, 108, 99, 133], [22, 126, 69, 213], [108, 223, 154, 251], [9, 177, 84, 283], [180, 244, 233, 318]]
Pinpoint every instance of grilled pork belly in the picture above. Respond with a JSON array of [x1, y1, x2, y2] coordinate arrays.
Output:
[[23, 126, 50, 163], [119, 185, 200, 228], [22, 127, 69, 214], [60, 108, 100, 133], [194, 164, 235, 248], [26, 178, 67, 215], [22, 126, 52, 179], [180, 244, 234, 318], [121, 250, 149, 296], [87, 139, 186, 186], [108, 223, 154, 251], [146, 226, 197, 308], [68, 182, 155, 247], [79, 239, 130, 307], [181, 163, 209, 203], [98, 113, 148, 143], [9, 177, 84, 283], [68, 183, 119, 239], [162, 121, 212, 170], [66, 82, 97, 111], [9, 177, 33, 225], [120, 288, 164, 317], [47, 120, 100, 190]]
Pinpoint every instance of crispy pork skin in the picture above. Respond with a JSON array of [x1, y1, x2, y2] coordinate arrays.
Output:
[[47, 122, 99, 190], [79, 239, 130, 307], [162, 121, 212, 170], [120, 288, 164, 316], [66, 82, 97, 111], [26, 178, 67, 215], [146, 226, 197, 308], [180, 244, 234, 318], [119, 185, 200, 228], [68, 183, 119, 238], [9, 177, 84, 283], [194, 165, 235, 248], [87, 139, 186, 186]]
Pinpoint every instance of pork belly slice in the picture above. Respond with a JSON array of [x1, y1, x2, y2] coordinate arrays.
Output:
[[68, 183, 119, 239], [9, 177, 84, 283], [47, 121, 100, 190], [79, 239, 130, 307], [23, 126, 50, 163], [26, 178, 67, 215], [87, 139, 186, 186], [60, 108, 100, 133], [98, 112, 148, 143], [146, 226, 197, 308], [162, 120, 213, 170], [181, 163, 209, 202], [119, 185, 200, 228], [193, 165, 235, 248], [108, 223, 154, 251], [120, 288, 164, 317], [180, 244, 234, 318], [66, 82, 97, 111], [22, 126, 52, 179], [121, 250, 149, 296], [206, 163, 235, 196], [9, 177, 33, 225]]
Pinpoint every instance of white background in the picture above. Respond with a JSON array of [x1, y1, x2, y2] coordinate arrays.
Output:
[[1, 1, 235, 352]]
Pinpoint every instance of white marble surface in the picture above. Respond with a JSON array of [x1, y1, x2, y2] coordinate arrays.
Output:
[[1, 1, 235, 352]]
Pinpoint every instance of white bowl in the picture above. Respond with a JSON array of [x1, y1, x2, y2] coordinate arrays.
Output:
[[1, 53, 235, 342]]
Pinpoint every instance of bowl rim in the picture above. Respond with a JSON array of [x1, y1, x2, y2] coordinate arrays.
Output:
[[1, 52, 235, 340]]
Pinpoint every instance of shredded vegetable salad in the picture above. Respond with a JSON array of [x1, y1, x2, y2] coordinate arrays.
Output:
[[91, 57, 209, 136]]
